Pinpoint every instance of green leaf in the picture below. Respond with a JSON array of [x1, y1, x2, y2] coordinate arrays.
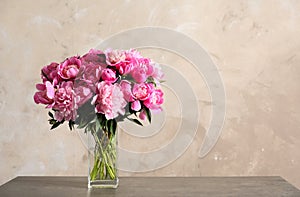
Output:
[[97, 113, 106, 125], [146, 76, 155, 83], [50, 121, 61, 130], [84, 126, 88, 134], [144, 107, 152, 123], [77, 120, 88, 129], [48, 111, 54, 119], [68, 121, 75, 131], [97, 54, 106, 63], [107, 119, 117, 135], [48, 119, 56, 125], [41, 70, 50, 81], [128, 103, 135, 114], [127, 118, 143, 126], [96, 117, 102, 132], [84, 123, 92, 134]]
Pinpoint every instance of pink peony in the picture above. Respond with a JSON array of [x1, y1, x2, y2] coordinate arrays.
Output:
[[81, 63, 102, 91], [58, 56, 81, 80], [101, 68, 117, 83], [139, 109, 147, 120], [81, 49, 106, 64], [105, 49, 135, 75], [116, 49, 142, 74], [81, 49, 107, 90], [53, 81, 77, 121], [120, 80, 134, 102], [74, 82, 93, 107], [132, 83, 154, 101], [33, 81, 55, 108], [92, 81, 126, 120], [131, 58, 153, 83], [143, 89, 164, 112]]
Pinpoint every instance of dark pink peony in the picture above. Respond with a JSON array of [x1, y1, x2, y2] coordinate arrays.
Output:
[[81, 63, 102, 91], [33, 81, 55, 108], [81, 49, 107, 90], [115, 61, 134, 75], [58, 56, 81, 80], [41, 62, 61, 85]]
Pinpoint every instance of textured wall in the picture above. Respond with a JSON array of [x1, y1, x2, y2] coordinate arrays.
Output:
[[1, 0, 300, 189]]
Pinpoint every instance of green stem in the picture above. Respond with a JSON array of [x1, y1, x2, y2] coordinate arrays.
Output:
[[90, 130, 116, 181]]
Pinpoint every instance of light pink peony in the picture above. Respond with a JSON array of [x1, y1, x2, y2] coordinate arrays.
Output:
[[143, 89, 164, 112], [132, 83, 154, 101], [125, 49, 143, 59], [101, 68, 117, 83], [33, 81, 55, 108], [58, 56, 81, 80], [92, 81, 126, 120], [105, 49, 126, 66], [53, 81, 77, 121], [151, 62, 164, 81]]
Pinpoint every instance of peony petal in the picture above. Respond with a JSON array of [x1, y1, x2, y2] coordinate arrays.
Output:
[[91, 95, 98, 105], [45, 81, 55, 99], [67, 67, 79, 78], [36, 83, 45, 91]]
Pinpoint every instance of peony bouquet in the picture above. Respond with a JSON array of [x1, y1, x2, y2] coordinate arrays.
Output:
[[33, 48, 164, 188]]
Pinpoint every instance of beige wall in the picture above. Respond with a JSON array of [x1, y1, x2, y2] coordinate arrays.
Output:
[[1, 0, 300, 189]]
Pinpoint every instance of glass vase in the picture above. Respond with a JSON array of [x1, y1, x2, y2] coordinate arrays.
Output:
[[88, 128, 118, 188]]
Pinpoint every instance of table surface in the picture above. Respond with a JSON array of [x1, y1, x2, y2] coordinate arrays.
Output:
[[0, 176, 300, 197]]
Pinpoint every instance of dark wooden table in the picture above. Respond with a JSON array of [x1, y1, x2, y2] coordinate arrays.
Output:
[[0, 176, 299, 196]]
